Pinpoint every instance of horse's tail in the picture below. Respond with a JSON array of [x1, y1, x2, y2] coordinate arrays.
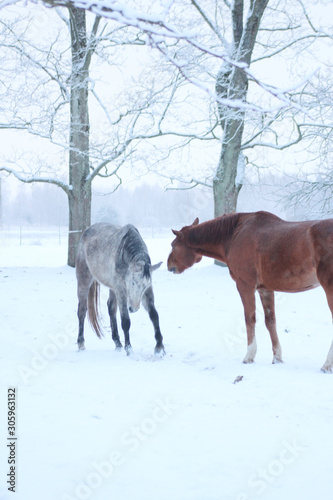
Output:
[[87, 281, 104, 339]]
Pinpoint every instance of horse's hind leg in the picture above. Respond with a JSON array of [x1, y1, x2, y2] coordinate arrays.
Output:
[[322, 340, 333, 373], [258, 289, 283, 364], [77, 285, 92, 350], [76, 251, 93, 350], [107, 290, 123, 351], [142, 286, 165, 356]]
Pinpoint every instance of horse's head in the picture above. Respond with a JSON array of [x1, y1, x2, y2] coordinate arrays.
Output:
[[167, 218, 202, 274], [126, 260, 162, 313]]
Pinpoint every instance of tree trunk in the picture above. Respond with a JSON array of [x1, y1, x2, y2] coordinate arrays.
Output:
[[67, 8, 91, 267], [213, 0, 269, 218], [214, 67, 247, 217], [68, 183, 91, 268], [213, 114, 245, 217]]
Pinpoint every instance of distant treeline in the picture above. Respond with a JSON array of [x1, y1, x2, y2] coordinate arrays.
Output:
[[2, 172, 329, 228], [2, 181, 213, 228]]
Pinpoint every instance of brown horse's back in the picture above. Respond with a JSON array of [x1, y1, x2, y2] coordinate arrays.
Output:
[[227, 211, 326, 293]]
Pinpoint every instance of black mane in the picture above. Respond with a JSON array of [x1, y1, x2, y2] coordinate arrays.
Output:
[[117, 225, 151, 275]]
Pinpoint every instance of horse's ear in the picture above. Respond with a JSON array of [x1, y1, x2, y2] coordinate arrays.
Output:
[[192, 217, 199, 226], [172, 229, 183, 238], [151, 261, 162, 272]]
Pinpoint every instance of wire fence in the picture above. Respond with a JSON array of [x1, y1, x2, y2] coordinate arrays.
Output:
[[0, 226, 69, 247], [0, 225, 172, 247]]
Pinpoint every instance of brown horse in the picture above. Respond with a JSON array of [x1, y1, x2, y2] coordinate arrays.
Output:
[[167, 211, 333, 373]]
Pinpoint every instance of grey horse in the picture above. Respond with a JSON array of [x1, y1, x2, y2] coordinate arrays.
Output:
[[75, 223, 165, 355]]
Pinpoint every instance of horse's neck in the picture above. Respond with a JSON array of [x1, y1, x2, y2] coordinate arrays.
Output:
[[186, 218, 236, 262]]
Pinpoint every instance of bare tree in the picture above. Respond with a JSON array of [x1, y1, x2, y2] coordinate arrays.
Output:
[[141, 1, 330, 215], [1, 1, 332, 263], [280, 71, 333, 215], [67, 9, 95, 264], [174, 2, 332, 215], [0, 9, 101, 265], [0, 7, 213, 265], [259, 1, 333, 216], [212, 0, 269, 214]]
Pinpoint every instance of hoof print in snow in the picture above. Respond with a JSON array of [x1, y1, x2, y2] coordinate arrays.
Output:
[[233, 375, 244, 384]]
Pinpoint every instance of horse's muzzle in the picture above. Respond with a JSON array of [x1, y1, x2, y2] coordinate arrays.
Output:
[[168, 266, 181, 274]]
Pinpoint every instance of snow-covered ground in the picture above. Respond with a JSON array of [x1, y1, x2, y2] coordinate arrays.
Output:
[[1, 231, 333, 500]]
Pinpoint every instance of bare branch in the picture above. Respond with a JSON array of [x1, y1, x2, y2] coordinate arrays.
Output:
[[190, 0, 227, 47], [0, 165, 71, 195], [252, 34, 329, 63], [295, 0, 318, 34], [83, 14, 101, 71]]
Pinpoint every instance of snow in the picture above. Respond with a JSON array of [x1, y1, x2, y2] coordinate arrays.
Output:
[[1, 232, 333, 500]]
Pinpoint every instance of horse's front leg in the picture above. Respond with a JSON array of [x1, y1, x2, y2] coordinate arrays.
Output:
[[258, 289, 283, 364], [107, 290, 123, 351], [236, 282, 257, 364], [118, 297, 132, 355], [142, 286, 165, 356]]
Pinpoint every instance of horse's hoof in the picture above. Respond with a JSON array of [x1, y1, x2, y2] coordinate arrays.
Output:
[[272, 357, 283, 364], [242, 358, 254, 364], [78, 342, 85, 351], [154, 346, 166, 358], [321, 363, 333, 374], [114, 344, 123, 352], [125, 346, 133, 356]]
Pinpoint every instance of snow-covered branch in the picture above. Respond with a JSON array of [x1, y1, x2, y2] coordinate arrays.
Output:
[[4, 0, 196, 41], [0, 165, 71, 194], [0, 0, 319, 113], [242, 119, 303, 151]]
